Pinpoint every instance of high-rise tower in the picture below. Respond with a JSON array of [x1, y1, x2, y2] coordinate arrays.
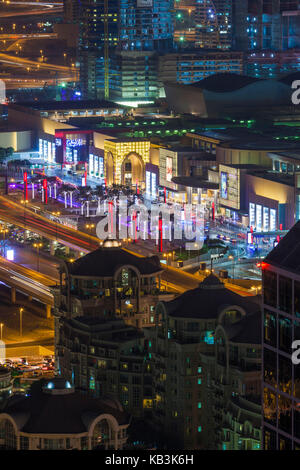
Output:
[[119, 0, 174, 52], [78, 0, 119, 98], [195, 0, 233, 50]]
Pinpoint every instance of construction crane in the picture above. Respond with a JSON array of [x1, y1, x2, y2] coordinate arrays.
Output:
[[104, 0, 109, 100]]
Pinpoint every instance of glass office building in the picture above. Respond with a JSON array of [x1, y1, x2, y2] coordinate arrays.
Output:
[[262, 222, 300, 450]]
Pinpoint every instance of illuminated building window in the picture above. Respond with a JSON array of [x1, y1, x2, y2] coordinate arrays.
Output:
[[198, 426, 202, 432], [198, 367, 202, 373], [198, 402, 202, 409], [198, 378, 202, 385], [143, 399, 153, 409]]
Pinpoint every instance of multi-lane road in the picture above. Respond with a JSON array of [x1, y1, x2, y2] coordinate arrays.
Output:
[[0, 196, 256, 297]]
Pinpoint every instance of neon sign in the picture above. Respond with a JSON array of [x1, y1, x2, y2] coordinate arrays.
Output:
[[66, 138, 83, 147]]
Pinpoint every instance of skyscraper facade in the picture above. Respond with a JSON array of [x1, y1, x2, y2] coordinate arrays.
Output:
[[78, 0, 119, 98], [174, 0, 198, 48], [194, 0, 233, 50], [232, 0, 300, 51], [119, 0, 174, 52], [262, 222, 300, 450]]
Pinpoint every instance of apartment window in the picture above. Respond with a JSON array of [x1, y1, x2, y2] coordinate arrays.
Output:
[[279, 276, 292, 313], [264, 348, 277, 388], [263, 270, 277, 308], [279, 354, 292, 395], [198, 402, 202, 409], [294, 281, 300, 317], [264, 310, 277, 347], [279, 315, 292, 354]]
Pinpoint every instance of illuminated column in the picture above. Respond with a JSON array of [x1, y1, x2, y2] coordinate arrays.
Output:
[[54, 183, 57, 199], [31, 182, 35, 200]]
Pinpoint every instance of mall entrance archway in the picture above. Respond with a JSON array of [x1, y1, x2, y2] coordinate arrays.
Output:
[[121, 153, 144, 187]]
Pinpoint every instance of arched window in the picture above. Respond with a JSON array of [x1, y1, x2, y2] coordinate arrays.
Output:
[[0, 419, 16, 449], [91, 420, 111, 450]]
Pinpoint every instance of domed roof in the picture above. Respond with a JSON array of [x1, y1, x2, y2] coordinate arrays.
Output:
[[199, 273, 225, 289], [67, 245, 162, 277], [1, 378, 130, 434], [161, 274, 257, 320]]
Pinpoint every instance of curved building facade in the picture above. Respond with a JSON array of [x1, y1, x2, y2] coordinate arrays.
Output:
[[0, 378, 130, 450], [164, 73, 298, 117]]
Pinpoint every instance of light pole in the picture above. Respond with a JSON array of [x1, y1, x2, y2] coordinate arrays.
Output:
[[228, 255, 235, 279], [21, 199, 28, 231], [33, 242, 43, 272], [0, 322, 3, 341], [85, 223, 95, 249], [19, 307, 24, 337]]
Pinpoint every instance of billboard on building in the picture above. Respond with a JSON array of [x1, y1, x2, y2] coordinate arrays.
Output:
[[221, 172, 228, 200], [166, 156, 173, 182], [219, 165, 240, 210]]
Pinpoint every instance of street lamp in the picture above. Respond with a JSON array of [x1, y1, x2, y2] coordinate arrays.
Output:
[[85, 224, 95, 249], [20, 199, 29, 230], [33, 242, 43, 272], [19, 307, 24, 337], [0, 323, 3, 341], [228, 255, 235, 279]]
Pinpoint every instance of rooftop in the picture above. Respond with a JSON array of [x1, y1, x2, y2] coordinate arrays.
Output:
[[11, 100, 125, 111], [265, 220, 300, 273], [161, 274, 258, 319], [224, 311, 261, 344], [1, 379, 129, 434], [67, 245, 162, 277]]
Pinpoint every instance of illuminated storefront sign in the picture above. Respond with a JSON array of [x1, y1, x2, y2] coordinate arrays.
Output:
[[146, 171, 151, 194], [263, 207, 269, 231], [146, 170, 157, 197], [270, 209, 277, 231], [66, 138, 83, 147], [89, 154, 94, 175], [256, 204, 262, 231], [151, 173, 156, 198], [89, 154, 104, 178], [249, 202, 277, 232], [249, 203, 255, 227]]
